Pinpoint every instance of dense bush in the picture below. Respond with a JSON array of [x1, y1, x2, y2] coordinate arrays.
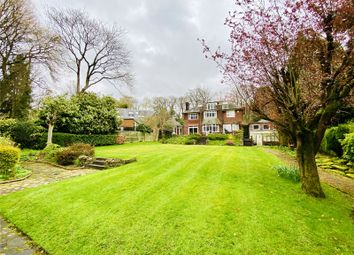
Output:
[[0, 145, 20, 177], [274, 165, 300, 182], [38, 93, 120, 135], [341, 133, 354, 164], [0, 119, 46, 149], [136, 123, 152, 133], [0, 136, 15, 146], [56, 149, 79, 166], [321, 125, 350, 157], [67, 143, 94, 157], [56, 143, 94, 165], [207, 134, 229, 140], [0, 118, 16, 136], [40, 144, 61, 162], [52, 133, 117, 146], [11, 121, 46, 149]]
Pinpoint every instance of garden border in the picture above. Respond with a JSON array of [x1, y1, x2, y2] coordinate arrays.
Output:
[[0, 172, 32, 185]]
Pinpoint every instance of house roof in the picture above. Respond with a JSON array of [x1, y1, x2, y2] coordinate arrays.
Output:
[[118, 108, 153, 122], [251, 119, 271, 124], [183, 109, 200, 113], [169, 118, 183, 127]]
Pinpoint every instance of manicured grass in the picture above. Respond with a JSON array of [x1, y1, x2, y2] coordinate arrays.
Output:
[[0, 143, 353, 254]]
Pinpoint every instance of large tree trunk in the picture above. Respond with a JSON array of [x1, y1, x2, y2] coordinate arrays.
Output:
[[296, 131, 325, 198], [47, 123, 54, 145], [153, 128, 160, 141]]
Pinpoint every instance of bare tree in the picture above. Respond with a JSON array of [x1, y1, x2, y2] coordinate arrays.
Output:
[[185, 87, 212, 109], [176, 96, 186, 117], [144, 97, 177, 141], [48, 8, 132, 94]]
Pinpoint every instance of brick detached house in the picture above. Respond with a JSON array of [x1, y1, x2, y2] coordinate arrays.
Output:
[[182, 101, 244, 135]]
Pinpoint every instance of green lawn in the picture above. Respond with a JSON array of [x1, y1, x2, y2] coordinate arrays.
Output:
[[0, 143, 353, 254]]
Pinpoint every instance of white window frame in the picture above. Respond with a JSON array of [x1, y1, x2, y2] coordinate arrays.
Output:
[[226, 110, 235, 118], [232, 124, 239, 131], [207, 103, 216, 110], [188, 126, 198, 135], [204, 110, 217, 118], [253, 124, 259, 130], [188, 113, 198, 120], [223, 124, 232, 133], [203, 124, 219, 134], [263, 124, 270, 130]]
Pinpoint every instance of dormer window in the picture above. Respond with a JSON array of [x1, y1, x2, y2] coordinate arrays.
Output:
[[206, 103, 216, 110]]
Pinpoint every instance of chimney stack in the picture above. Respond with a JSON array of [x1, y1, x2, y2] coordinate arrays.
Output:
[[185, 102, 190, 111]]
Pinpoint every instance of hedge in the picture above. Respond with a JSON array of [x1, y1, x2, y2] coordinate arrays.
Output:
[[321, 125, 350, 157], [207, 134, 229, 140], [0, 145, 20, 177], [0, 119, 46, 149], [52, 133, 117, 146], [160, 132, 243, 146], [341, 133, 354, 164]]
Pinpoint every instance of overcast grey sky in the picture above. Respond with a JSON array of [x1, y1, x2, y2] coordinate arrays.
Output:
[[32, 0, 234, 100]]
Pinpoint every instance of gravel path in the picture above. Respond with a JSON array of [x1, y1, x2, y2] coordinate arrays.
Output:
[[0, 162, 97, 255]]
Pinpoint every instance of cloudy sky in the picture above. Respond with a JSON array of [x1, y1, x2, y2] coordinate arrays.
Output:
[[32, 0, 235, 100]]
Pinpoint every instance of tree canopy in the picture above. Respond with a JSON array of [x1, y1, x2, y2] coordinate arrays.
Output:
[[39, 93, 120, 135]]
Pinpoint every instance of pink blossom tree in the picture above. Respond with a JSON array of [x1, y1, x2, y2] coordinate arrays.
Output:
[[202, 0, 353, 197]]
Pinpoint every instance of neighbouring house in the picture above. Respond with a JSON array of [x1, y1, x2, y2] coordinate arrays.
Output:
[[170, 118, 183, 136], [182, 101, 244, 135], [118, 108, 153, 131], [249, 119, 279, 146]]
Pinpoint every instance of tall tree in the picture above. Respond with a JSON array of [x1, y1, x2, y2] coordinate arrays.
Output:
[[0, 55, 31, 118], [0, 0, 59, 117], [48, 8, 132, 94], [202, 0, 354, 197]]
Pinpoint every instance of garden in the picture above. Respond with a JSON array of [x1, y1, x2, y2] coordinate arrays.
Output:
[[0, 143, 353, 254], [0, 93, 129, 182]]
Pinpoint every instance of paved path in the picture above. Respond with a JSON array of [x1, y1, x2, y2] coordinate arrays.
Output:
[[0, 162, 97, 196], [0, 218, 36, 255], [0, 162, 97, 255]]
